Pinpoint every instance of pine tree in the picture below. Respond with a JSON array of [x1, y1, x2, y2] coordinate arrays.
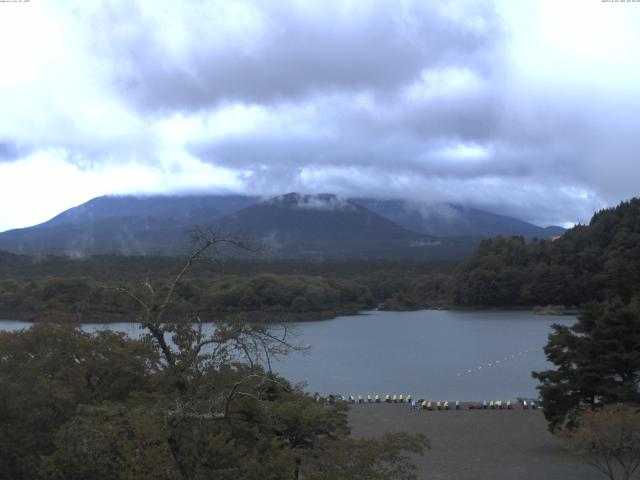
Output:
[[533, 297, 640, 431]]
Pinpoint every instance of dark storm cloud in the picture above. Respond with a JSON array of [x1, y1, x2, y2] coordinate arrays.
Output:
[[90, 1, 502, 110]]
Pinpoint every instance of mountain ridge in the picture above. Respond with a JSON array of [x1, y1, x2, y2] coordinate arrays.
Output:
[[0, 192, 564, 259], [351, 198, 565, 239]]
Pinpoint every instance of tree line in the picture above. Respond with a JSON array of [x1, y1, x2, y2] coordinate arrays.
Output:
[[0, 253, 454, 322], [452, 198, 640, 307], [0, 274, 376, 323], [379, 198, 640, 311], [524, 199, 640, 480]]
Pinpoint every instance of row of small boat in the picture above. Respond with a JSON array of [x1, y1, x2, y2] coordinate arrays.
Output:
[[318, 394, 540, 410], [346, 396, 540, 410], [462, 400, 539, 410], [344, 394, 413, 403]]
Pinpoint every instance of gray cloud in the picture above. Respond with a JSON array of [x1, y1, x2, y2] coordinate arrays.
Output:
[[187, 84, 598, 226], [0, 141, 24, 162], [87, 1, 501, 110], [1, 0, 638, 232]]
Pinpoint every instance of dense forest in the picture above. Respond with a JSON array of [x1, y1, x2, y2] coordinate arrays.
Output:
[[0, 253, 453, 322], [381, 197, 640, 310], [452, 198, 640, 307], [1, 198, 639, 322], [527, 199, 640, 434]]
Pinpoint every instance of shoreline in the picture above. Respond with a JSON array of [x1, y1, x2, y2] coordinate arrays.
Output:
[[0, 304, 578, 325], [0, 308, 362, 325]]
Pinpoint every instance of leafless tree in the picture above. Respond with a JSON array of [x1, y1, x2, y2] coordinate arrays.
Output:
[[112, 230, 307, 409], [563, 404, 640, 480]]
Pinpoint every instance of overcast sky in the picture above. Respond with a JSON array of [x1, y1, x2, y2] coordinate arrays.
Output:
[[1, 0, 639, 232]]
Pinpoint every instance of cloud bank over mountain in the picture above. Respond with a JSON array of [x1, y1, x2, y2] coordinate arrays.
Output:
[[1, 0, 639, 231]]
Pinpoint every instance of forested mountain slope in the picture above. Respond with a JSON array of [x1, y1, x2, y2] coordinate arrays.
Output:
[[452, 198, 640, 306], [0, 193, 562, 259]]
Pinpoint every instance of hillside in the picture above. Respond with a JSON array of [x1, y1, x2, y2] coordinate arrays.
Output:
[[0, 192, 563, 259], [0, 195, 259, 256], [0, 193, 476, 259], [450, 198, 640, 306], [43, 194, 259, 227], [352, 198, 565, 239], [215, 193, 469, 259]]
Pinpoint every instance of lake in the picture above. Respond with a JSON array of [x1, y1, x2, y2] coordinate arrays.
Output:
[[0, 309, 574, 401]]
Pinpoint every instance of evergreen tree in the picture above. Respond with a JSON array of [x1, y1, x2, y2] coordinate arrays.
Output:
[[533, 297, 640, 431]]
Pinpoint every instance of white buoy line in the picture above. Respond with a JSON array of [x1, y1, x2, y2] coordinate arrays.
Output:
[[455, 347, 541, 377]]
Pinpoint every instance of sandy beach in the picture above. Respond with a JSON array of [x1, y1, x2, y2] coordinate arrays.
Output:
[[348, 404, 604, 480]]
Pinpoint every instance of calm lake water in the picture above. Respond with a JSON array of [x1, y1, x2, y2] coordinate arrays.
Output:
[[0, 309, 575, 400]]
